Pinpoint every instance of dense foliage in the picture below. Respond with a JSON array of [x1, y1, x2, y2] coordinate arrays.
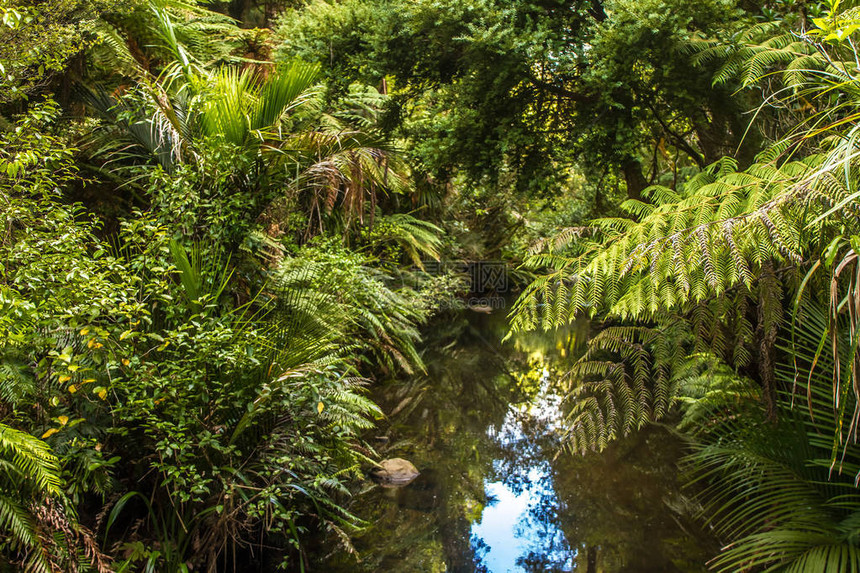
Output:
[[0, 1, 447, 569], [511, 0, 860, 568], [4, 0, 860, 570]]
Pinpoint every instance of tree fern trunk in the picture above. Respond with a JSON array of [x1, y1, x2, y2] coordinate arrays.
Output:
[[756, 261, 782, 421]]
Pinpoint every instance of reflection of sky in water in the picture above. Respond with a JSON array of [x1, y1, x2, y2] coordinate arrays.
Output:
[[469, 370, 574, 572], [471, 468, 573, 572]]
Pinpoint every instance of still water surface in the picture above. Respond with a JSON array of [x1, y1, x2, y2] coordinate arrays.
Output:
[[316, 311, 716, 572]]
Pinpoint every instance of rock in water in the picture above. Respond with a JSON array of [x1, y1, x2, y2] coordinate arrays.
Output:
[[370, 458, 420, 487]]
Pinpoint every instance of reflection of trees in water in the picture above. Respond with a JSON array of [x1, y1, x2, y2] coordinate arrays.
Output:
[[489, 339, 715, 573], [315, 311, 716, 572], [548, 426, 715, 572], [470, 536, 491, 572], [515, 481, 572, 573], [316, 312, 519, 572], [490, 392, 574, 572]]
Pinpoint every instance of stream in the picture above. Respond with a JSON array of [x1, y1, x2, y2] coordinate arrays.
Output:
[[314, 310, 717, 572]]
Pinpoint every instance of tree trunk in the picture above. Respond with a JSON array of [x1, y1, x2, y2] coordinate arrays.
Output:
[[228, 0, 252, 22], [586, 546, 598, 573], [756, 261, 781, 421], [622, 159, 648, 201], [589, 0, 608, 21]]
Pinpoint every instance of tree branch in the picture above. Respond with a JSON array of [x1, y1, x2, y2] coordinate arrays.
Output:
[[588, 0, 608, 22], [528, 76, 597, 103], [645, 102, 706, 168]]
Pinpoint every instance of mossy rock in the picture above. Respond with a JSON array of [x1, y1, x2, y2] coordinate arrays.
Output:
[[370, 458, 420, 487]]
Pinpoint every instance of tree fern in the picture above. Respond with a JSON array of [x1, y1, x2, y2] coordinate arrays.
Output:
[[514, 4, 860, 455], [510, 153, 827, 332], [0, 354, 35, 407], [0, 425, 70, 571], [559, 322, 692, 453], [273, 249, 427, 374], [367, 213, 444, 268], [682, 304, 860, 572]]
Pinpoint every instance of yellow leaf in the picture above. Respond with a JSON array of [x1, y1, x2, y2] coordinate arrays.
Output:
[[79, 328, 89, 336], [98, 389, 107, 400], [121, 359, 130, 366], [92, 342, 103, 349], [82, 378, 96, 384], [41, 428, 59, 439], [58, 375, 71, 383], [68, 385, 78, 394], [57, 415, 69, 426], [317, 401, 324, 414], [87, 339, 95, 348]]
